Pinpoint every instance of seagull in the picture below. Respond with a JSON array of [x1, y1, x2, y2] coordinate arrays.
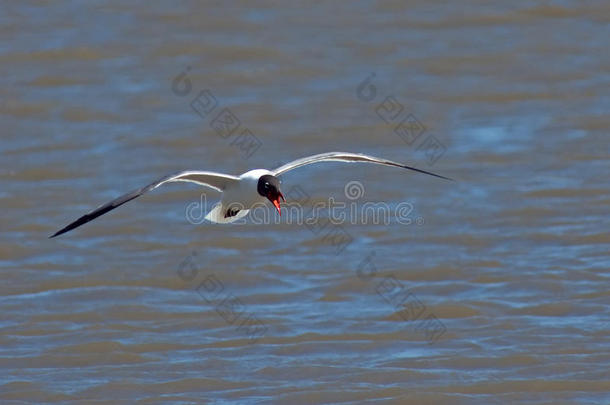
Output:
[[50, 152, 453, 238]]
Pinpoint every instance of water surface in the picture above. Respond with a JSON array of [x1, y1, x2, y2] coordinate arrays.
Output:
[[1, 1, 609, 403]]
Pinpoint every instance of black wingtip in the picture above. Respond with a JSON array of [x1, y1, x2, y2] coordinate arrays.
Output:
[[401, 164, 455, 182], [49, 226, 69, 239]]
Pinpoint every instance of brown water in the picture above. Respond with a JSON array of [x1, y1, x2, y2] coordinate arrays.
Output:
[[2, 1, 609, 404]]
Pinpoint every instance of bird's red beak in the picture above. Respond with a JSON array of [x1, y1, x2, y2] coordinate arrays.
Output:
[[271, 191, 285, 216]]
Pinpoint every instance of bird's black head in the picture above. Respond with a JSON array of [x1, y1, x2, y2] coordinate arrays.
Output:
[[257, 174, 285, 215]]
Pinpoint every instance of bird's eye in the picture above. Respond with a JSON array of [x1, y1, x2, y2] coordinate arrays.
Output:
[[264, 183, 270, 189]]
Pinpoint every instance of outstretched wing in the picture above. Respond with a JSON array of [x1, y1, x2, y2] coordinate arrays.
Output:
[[50, 171, 239, 238], [272, 152, 453, 181]]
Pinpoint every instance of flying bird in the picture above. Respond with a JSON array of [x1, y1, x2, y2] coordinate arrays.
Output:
[[50, 152, 453, 238]]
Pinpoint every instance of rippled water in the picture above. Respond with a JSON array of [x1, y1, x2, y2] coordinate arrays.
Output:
[[2, 1, 609, 404]]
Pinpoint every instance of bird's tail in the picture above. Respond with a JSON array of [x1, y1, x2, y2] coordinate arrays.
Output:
[[204, 203, 249, 224]]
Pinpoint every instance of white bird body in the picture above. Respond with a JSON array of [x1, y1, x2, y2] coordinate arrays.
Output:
[[205, 169, 276, 224], [231, 169, 275, 208], [50, 152, 452, 237]]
